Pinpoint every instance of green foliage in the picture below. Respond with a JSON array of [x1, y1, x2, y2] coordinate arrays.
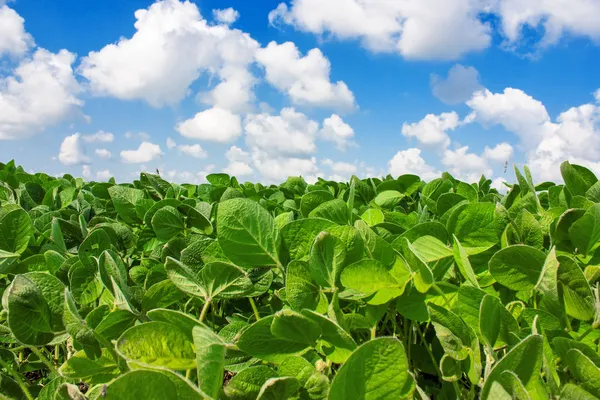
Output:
[[0, 160, 599, 399]]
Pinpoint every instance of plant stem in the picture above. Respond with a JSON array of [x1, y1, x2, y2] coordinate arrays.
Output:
[[185, 369, 192, 380], [416, 324, 443, 381], [199, 298, 211, 322], [29, 347, 60, 377], [249, 297, 261, 321], [577, 325, 595, 341], [370, 326, 377, 339], [0, 358, 34, 400]]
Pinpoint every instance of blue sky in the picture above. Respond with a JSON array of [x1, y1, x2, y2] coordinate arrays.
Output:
[[1, 0, 600, 186]]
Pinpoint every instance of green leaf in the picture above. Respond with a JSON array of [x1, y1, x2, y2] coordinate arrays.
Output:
[[102, 369, 205, 399], [452, 235, 479, 287], [479, 295, 501, 348], [257, 377, 301, 400], [360, 208, 384, 226], [152, 206, 185, 241], [354, 220, 396, 267], [192, 324, 226, 399], [271, 310, 321, 346], [447, 203, 506, 251], [569, 203, 600, 255], [340, 259, 407, 305], [428, 303, 473, 361], [329, 337, 409, 400], [59, 350, 119, 384], [281, 218, 336, 261], [401, 238, 434, 293], [309, 231, 346, 289], [561, 161, 598, 197], [116, 321, 195, 370], [63, 289, 101, 360], [564, 349, 600, 398], [237, 315, 311, 363], [374, 190, 404, 209], [285, 261, 319, 311], [108, 185, 145, 224], [410, 235, 453, 263], [223, 366, 278, 400], [556, 255, 595, 321], [481, 335, 545, 400], [0, 206, 32, 254], [301, 310, 356, 364], [218, 198, 281, 268], [309, 199, 348, 225], [142, 279, 185, 312], [488, 245, 546, 291], [301, 191, 335, 217]]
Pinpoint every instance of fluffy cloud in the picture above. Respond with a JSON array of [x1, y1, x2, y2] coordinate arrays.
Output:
[[401, 112, 460, 149], [82, 165, 92, 180], [166, 137, 177, 149], [0, 5, 33, 56], [223, 146, 253, 177], [244, 108, 319, 157], [178, 144, 207, 158], [177, 107, 242, 143], [83, 131, 114, 143], [322, 159, 357, 181], [442, 146, 492, 183], [431, 64, 482, 105], [96, 169, 112, 181], [388, 148, 440, 181], [213, 7, 239, 25], [125, 132, 151, 141], [79, 0, 259, 108], [256, 41, 355, 110], [269, 0, 600, 59], [120, 141, 163, 163], [0, 49, 83, 139], [320, 114, 355, 150], [483, 142, 514, 163], [94, 148, 112, 159], [58, 133, 91, 166], [251, 149, 319, 184]]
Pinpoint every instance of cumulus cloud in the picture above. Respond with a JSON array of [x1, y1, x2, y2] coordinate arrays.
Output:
[[166, 137, 177, 149], [58, 133, 91, 166], [213, 7, 239, 25], [256, 41, 356, 111], [483, 142, 514, 163], [320, 114, 355, 150], [79, 0, 259, 108], [251, 149, 320, 184], [125, 131, 151, 141], [120, 141, 163, 163], [94, 148, 112, 159], [83, 131, 114, 143], [269, 0, 600, 59], [82, 165, 92, 180], [431, 64, 482, 105], [442, 146, 492, 183], [388, 148, 440, 181], [223, 146, 253, 177], [178, 144, 207, 158], [177, 107, 242, 143], [0, 49, 83, 140], [322, 159, 357, 181], [244, 107, 319, 157], [0, 5, 33, 57], [96, 169, 112, 181], [401, 112, 460, 149]]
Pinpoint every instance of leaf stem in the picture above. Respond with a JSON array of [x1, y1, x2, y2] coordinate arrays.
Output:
[[199, 298, 211, 322], [0, 358, 34, 400], [370, 326, 376, 339], [249, 297, 261, 321], [577, 325, 595, 341], [29, 347, 60, 377]]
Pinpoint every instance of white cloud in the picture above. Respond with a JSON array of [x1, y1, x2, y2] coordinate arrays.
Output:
[[120, 141, 163, 163], [442, 146, 492, 183], [197, 164, 216, 183], [94, 148, 112, 159], [226, 145, 251, 164], [223, 146, 253, 177], [96, 169, 112, 181], [256, 41, 356, 111], [466, 88, 554, 149], [58, 133, 91, 166], [177, 107, 242, 143], [320, 114, 355, 150], [83, 131, 114, 143], [401, 112, 460, 149], [431, 64, 482, 105], [125, 131, 151, 141], [213, 7, 239, 25], [79, 0, 259, 108], [178, 144, 207, 158], [269, 0, 491, 60], [0, 5, 33, 56], [595, 89, 600, 103], [82, 165, 92, 180], [269, 1, 600, 59], [483, 142, 513, 163], [0, 48, 83, 140], [251, 149, 319, 184], [322, 159, 357, 181], [244, 107, 319, 157], [388, 148, 440, 181], [166, 137, 177, 149]]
